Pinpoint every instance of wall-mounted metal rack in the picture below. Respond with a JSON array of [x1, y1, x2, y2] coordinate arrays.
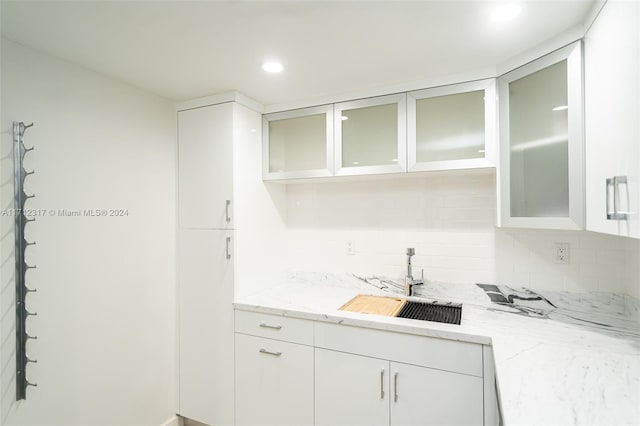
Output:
[[13, 121, 37, 400]]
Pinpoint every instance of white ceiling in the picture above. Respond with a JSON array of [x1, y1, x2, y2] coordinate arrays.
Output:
[[1, 0, 596, 106]]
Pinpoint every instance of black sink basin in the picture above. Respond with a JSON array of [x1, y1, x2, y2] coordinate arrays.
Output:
[[396, 301, 462, 325]]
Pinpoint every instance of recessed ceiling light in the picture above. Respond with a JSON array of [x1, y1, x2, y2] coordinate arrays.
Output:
[[341, 116, 349, 121], [490, 4, 521, 23], [262, 61, 283, 73], [552, 105, 569, 111], [352, 161, 360, 165]]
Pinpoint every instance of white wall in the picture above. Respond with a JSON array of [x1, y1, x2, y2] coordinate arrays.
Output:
[[0, 39, 176, 426], [233, 104, 287, 299], [284, 172, 639, 296]]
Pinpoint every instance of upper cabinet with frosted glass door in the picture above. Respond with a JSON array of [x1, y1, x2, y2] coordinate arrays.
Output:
[[407, 79, 497, 172], [263, 105, 334, 180], [498, 42, 584, 230], [334, 93, 407, 176]]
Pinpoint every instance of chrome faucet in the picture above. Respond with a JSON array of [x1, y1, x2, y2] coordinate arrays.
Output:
[[405, 248, 424, 296]]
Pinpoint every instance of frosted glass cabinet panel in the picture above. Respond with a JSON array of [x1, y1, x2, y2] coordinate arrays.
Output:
[[509, 61, 569, 217], [416, 91, 484, 161], [408, 79, 496, 172], [335, 93, 407, 176], [498, 41, 584, 230], [263, 105, 334, 180]]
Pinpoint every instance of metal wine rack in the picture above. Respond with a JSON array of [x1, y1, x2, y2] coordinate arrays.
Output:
[[13, 121, 37, 400]]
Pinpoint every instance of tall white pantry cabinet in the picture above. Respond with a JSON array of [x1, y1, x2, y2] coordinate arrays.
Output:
[[177, 99, 260, 425]]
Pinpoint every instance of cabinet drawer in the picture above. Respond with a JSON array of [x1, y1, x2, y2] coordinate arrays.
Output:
[[314, 322, 482, 377], [235, 310, 313, 345], [235, 334, 314, 426]]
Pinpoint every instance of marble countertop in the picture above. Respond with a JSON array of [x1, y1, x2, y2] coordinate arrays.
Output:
[[234, 272, 640, 426]]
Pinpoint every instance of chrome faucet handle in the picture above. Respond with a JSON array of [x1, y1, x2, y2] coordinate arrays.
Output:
[[406, 270, 424, 296], [406, 248, 415, 257], [412, 270, 424, 286]]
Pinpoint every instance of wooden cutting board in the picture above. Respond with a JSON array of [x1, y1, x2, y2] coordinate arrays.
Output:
[[339, 295, 406, 317]]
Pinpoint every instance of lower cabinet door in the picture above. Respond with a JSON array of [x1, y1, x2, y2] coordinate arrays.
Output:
[[390, 361, 484, 426], [235, 333, 314, 426], [179, 230, 234, 426], [315, 348, 390, 426]]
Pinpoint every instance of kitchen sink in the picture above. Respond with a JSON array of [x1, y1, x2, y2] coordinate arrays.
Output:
[[340, 294, 462, 325], [396, 300, 461, 325]]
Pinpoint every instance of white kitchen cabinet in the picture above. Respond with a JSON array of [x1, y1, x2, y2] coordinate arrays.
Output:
[[314, 322, 485, 426], [178, 103, 234, 229], [498, 41, 584, 230], [263, 84, 501, 182], [335, 93, 407, 176], [584, 0, 639, 239], [315, 348, 390, 426], [233, 312, 495, 426], [407, 79, 497, 172], [178, 100, 262, 425], [390, 361, 483, 426], [315, 348, 484, 426], [235, 333, 314, 426], [178, 229, 234, 426], [234, 311, 315, 425], [262, 105, 334, 180]]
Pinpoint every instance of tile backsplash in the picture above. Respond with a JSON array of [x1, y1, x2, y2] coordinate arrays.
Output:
[[284, 172, 639, 297]]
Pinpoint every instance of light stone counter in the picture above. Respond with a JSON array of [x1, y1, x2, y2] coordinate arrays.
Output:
[[234, 272, 640, 426]]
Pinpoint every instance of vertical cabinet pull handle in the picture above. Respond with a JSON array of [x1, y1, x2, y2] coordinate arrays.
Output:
[[606, 177, 614, 220], [380, 369, 385, 399], [606, 176, 629, 220], [394, 372, 398, 402], [226, 236, 231, 260], [225, 200, 231, 223]]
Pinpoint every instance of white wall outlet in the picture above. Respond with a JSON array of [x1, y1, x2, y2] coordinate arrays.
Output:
[[346, 240, 355, 255], [554, 243, 570, 264]]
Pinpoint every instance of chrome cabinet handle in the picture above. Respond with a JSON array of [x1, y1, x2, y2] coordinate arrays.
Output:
[[606, 176, 629, 220], [606, 177, 614, 219], [394, 372, 398, 402], [225, 200, 231, 223], [226, 236, 231, 259], [259, 348, 282, 357], [380, 369, 385, 399], [259, 323, 282, 330]]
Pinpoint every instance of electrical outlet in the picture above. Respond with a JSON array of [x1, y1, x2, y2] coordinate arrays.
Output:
[[346, 240, 355, 255], [554, 243, 570, 264]]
